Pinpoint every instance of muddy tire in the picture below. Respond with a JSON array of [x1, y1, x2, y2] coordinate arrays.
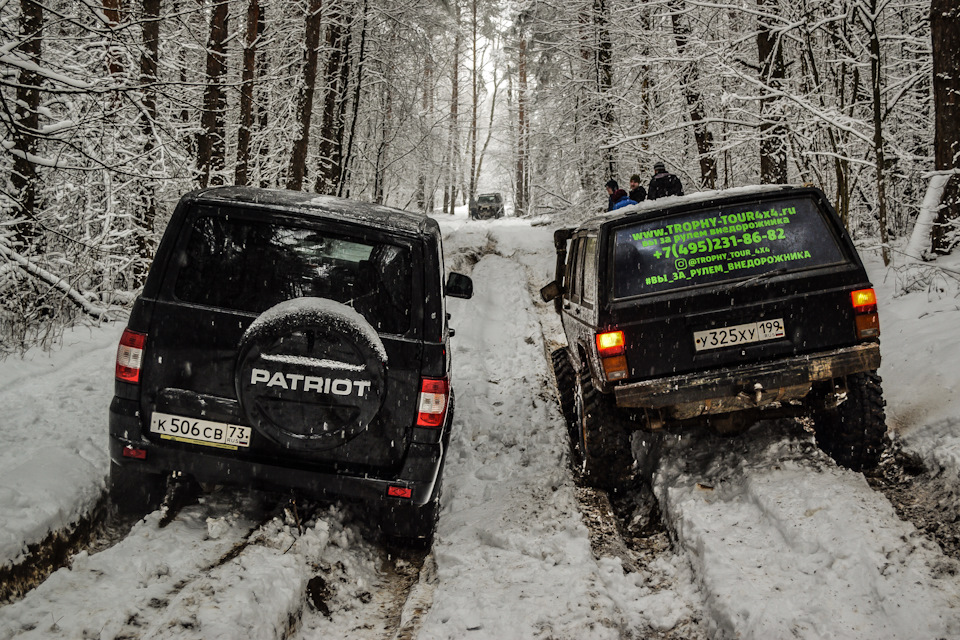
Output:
[[551, 348, 577, 431], [109, 461, 167, 518], [572, 366, 634, 490], [813, 371, 886, 471]]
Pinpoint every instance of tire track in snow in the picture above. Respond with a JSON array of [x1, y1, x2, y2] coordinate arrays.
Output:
[[653, 421, 960, 639], [0, 493, 262, 639], [0, 492, 405, 640], [412, 253, 702, 639]]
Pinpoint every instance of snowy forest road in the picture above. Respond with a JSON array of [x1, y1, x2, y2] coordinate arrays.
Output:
[[3, 216, 960, 639]]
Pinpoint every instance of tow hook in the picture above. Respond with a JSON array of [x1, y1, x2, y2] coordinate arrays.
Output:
[[736, 383, 765, 406]]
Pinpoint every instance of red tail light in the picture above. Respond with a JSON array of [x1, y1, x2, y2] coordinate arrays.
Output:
[[850, 288, 880, 339], [122, 445, 147, 460], [387, 486, 412, 499], [596, 331, 628, 381], [116, 328, 146, 383], [417, 377, 449, 428]]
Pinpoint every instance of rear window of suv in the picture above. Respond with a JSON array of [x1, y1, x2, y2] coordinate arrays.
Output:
[[612, 196, 847, 299], [173, 208, 413, 334]]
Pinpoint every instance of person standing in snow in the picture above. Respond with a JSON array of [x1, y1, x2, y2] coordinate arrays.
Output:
[[628, 174, 647, 203], [609, 188, 637, 210], [605, 179, 620, 211], [647, 161, 683, 200]]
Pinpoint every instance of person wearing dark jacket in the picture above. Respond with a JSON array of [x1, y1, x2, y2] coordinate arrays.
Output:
[[605, 179, 620, 211], [628, 174, 646, 203], [647, 162, 683, 200]]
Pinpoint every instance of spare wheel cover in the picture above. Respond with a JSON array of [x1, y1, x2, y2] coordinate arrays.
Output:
[[236, 298, 387, 451]]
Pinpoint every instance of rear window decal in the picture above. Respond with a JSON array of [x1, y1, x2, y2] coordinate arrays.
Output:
[[613, 198, 846, 298]]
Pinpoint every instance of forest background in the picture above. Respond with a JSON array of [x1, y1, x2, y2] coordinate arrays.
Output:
[[1, 0, 958, 353]]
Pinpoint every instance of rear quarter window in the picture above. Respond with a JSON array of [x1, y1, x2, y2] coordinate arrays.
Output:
[[172, 208, 414, 334], [612, 196, 847, 299]]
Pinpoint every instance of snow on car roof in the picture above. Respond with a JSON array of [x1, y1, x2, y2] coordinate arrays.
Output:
[[577, 184, 816, 231], [190, 186, 436, 236]]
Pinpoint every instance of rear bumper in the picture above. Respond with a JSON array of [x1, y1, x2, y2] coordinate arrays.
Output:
[[614, 342, 880, 418], [109, 398, 445, 506]]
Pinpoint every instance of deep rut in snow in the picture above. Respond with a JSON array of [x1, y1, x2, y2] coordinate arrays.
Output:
[[0, 493, 112, 603], [867, 436, 960, 565]]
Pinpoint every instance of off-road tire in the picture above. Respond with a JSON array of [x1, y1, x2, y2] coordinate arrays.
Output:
[[109, 461, 167, 518], [813, 371, 886, 471], [572, 366, 634, 490], [551, 348, 577, 432]]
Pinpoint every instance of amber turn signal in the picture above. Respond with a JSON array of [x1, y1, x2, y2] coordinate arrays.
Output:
[[851, 288, 880, 339]]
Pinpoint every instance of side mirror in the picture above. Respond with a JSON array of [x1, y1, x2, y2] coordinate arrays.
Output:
[[445, 272, 473, 299], [540, 280, 563, 302]]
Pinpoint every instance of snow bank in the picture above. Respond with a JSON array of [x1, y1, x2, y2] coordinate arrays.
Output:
[[0, 322, 121, 569], [655, 423, 960, 639]]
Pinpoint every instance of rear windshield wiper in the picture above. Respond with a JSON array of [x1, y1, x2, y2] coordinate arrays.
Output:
[[731, 267, 789, 289]]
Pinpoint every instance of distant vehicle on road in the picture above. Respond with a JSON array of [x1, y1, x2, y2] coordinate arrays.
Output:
[[471, 193, 505, 220]]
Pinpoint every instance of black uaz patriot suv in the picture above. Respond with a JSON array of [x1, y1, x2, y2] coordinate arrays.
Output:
[[110, 187, 472, 540], [542, 185, 885, 489]]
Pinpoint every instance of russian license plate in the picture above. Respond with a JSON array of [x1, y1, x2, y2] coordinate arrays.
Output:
[[694, 318, 786, 352], [150, 412, 251, 450]]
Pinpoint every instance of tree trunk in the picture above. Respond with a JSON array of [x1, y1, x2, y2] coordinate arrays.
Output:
[[515, 37, 529, 217], [416, 46, 435, 214], [444, 21, 462, 214], [338, 0, 369, 198], [468, 0, 479, 204], [316, 2, 351, 195], [10, 0, 43, 251], [103, 0, 126, 77], [669, 0, 717, 189], [135, 0, 161, 285], [863, 0, 891, 265], [235, 0, 261, 186], [286, 0, 323, 191], [595, 0, 616, 180], [931, 0, 960, 254], [196, 0, 229, 188], [255, 5, 269, 187], [756, 0, 788, 184]]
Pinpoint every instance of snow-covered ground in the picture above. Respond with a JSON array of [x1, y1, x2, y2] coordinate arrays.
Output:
[[2, 204, 960, 639]]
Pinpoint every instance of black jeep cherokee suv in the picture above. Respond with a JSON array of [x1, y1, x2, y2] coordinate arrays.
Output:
[[542, 186, 885, 489], [110, 186, 472, 540]]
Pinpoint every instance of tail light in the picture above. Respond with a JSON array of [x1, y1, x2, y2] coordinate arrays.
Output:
[[116, 328, 147, 383], [596, 330, 628, 381], [850, 288, 880, 339], [417, 377, 449, 427], [387, 486, 412, 499]]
